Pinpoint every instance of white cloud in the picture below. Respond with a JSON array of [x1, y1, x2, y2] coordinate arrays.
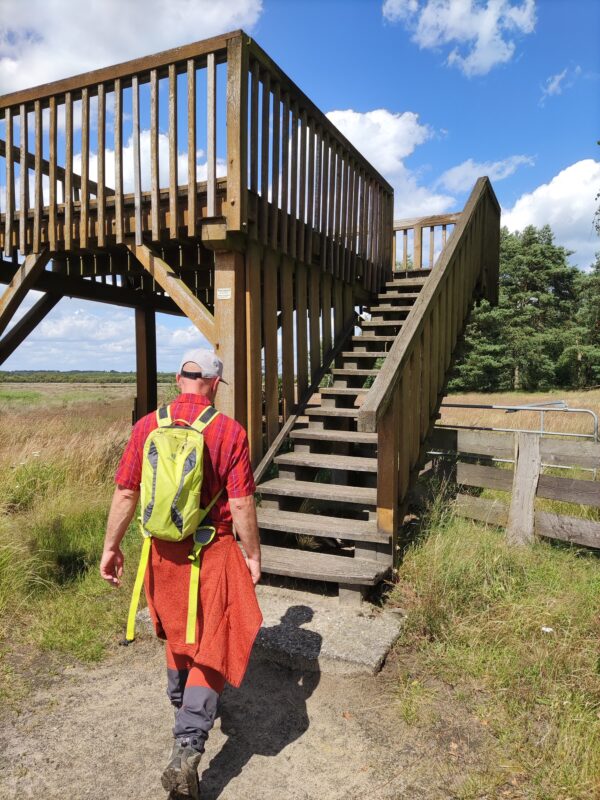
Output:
[[437, 154, 534, 193], [326, 107, 455, 217], [539, 65, 581, 106], [383, 0, 537, 77], [0, 0, 263, 94], [502, 160, 600, 270]]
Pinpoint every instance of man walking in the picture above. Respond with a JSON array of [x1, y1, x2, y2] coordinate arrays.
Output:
[[100, 349, 262, 798]]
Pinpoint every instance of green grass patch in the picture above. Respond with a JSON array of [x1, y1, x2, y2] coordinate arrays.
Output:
[[0, 388, 42, 403], [391, 498, 600, 799]]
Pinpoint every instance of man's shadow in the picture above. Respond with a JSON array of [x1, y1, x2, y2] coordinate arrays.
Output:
[[199, 605, 322, 799]]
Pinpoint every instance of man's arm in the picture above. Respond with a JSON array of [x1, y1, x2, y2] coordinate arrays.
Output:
[[100, 485, 140, 587], [229, 494, 261, 585]]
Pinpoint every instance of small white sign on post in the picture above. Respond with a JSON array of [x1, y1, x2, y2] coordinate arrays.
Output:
[[216, 287, 232, 301]]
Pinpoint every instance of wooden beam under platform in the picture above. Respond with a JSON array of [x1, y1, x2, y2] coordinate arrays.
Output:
[[0, 248, 51, 336], [128, 241, 216, 344], [0, 292, 60, 364], [0, 258, 184, 316]]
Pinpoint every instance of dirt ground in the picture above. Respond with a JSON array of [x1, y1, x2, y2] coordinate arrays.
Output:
[[0, 632, 508, 800]]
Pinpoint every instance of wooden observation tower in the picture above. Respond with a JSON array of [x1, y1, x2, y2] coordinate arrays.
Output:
[[0, 30, 500, 603]]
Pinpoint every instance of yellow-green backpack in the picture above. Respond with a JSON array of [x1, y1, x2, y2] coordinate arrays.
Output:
[[125, 404, 222, 645]]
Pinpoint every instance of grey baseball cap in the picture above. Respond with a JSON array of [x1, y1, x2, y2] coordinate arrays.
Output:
[[179, 348, 228, 383]]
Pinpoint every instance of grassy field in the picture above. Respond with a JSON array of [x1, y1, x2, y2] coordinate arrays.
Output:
[[0, 383, 598, 798]]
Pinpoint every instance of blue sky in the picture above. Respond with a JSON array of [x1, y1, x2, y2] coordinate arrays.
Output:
[[1, 0, 598, 371]]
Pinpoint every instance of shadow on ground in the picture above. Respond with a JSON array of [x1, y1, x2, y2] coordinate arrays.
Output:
[[200, 605, 322, 799]]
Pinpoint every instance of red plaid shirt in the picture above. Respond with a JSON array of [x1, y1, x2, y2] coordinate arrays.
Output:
[[114, 393, 255, 530]]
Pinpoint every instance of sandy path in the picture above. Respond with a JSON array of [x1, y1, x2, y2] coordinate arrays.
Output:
[[0, 635, 497, 800]]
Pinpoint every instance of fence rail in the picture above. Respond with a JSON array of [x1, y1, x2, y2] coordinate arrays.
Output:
[[430, 427, 600, 549]]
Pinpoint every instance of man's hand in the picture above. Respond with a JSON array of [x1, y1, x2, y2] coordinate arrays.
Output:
[[100, 547, 124, 587], [245, 555, 261, 585]]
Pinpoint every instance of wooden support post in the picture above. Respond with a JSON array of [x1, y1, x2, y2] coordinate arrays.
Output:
[[0, 292, 60, 365], [134, 307, 157, 420], [0, 248, 51, 337], [214, 250, 247, 426], [506, 432, 541, 546], [226, 35, 249, 232], [245, 242, 263, 466]]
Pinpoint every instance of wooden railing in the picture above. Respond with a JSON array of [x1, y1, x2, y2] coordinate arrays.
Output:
[[392, 213, 460, 271], [357, 178, 500, 551], [0, 31, 393, 293], [245, 39, 394, 292]]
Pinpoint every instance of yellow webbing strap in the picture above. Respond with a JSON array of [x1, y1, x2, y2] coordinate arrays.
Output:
[[125, 535, 152, 643], [186, 541, 203, 644]]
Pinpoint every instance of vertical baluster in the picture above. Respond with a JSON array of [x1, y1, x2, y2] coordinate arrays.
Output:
[[429, 225, 434, 268], [132, 76, 142, 246], [320, 134, 329, 272], [206, 52, 216, 217], [249, 61, 259, 197], [263, 251, 279, 445], [349, 163, 359, 283], [187, 59, 197, 237], [150, 69, 160, 240], [269, 81, 280, 249], [314, 126, 322, 236], [289, 100, 298, 259], [19, 104, 29, 253], [4, 108, 14, 257], [280, 256, 294, 416], [298, 109, 307, 263], [340, 156, 349, 281], [280, 92, 290, 253], [403, 229, 408, 269], [328, 146, 337, 275], [168, 65, 178, 239], [309, 266, 320, 378], [321, 272, 332, 356], [114, 79, 124, 244], [259, 70, 270, 246], [97, 84, 106, 247], [305, 117, 314, 263], [80, 88, 89, 249], [63, 94, 73, 250], [33, 101, 42, 253], [442, 223, 447, 247], [334, 145, 342, 278], [295, 261, 308, 398], [413, 224, 422, 270]]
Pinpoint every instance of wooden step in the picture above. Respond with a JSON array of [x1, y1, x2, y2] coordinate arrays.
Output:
[[257, 508, 386, 543], [257, 478, 376, 506], [340, 350, 388, 359], [391, 267, 432, 277], [289, 428, 378, 445], [305, 406, 359, 418], [385, 277, 427, 288], [367, 305, 411, 315], [376, 291, 420, 301], [361, 320, 403, 328], [257, 543, 390, 585], [320, 387, 369, 396], [331, 368, 378, 377], [352, 335, 397, 343], [275, 451, 377, 472]]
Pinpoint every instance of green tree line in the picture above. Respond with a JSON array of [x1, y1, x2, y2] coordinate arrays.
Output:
[[450, 224, 600, 392]]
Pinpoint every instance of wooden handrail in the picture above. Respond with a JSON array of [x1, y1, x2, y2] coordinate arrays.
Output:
[[358, 177, 500, 433], [0, 31, 237, 109]]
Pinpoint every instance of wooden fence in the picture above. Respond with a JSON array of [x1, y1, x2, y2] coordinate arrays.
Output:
[[429, 427, 600, 549]]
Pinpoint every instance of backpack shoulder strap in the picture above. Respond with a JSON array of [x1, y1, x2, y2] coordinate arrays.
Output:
[[190, 405, 220, 434], [156, 404, 173, 428]]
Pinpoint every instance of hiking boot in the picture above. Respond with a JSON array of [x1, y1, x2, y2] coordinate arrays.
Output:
[[161, 739, 203, 798]]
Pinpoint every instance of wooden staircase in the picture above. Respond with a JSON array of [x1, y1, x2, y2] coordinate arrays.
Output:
[[254, 179, 500, 604], [255, 269, 432, 602]]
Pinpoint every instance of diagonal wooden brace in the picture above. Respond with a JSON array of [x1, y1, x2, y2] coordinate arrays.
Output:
[[0, 291, 60, 365], [0, 248, 51, 337], [127, 242, 216, 344]]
